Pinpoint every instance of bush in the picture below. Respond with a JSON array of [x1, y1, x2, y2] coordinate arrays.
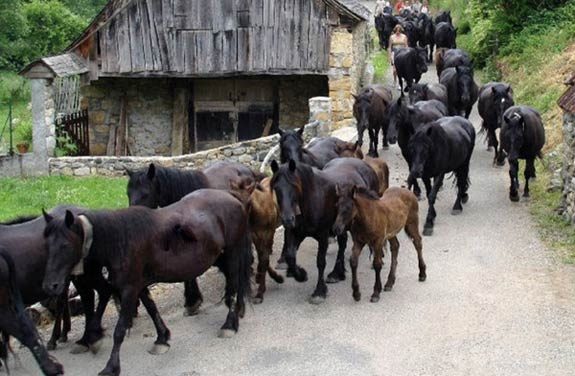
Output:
[[0, 71, 30, 104]]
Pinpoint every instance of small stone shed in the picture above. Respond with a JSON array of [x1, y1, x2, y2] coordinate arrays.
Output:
[[558, 75, 575, 223], [21, 0, 371, 158]]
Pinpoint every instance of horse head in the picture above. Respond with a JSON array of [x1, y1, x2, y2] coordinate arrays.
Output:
[[387, 97, 409, 145], [409, 83, 427, 104], [503, 112, 525, 161], [278, 127, 305, 164], [408, 124, 435, 180], [416, 47, 429, 74], [270, 159, 303, 229], [42, 209, 86, 296], [456, 66, 475, 104], [127, 163, 161, 208], [332, 184, 357, 236], [492, 84, 514, 128]]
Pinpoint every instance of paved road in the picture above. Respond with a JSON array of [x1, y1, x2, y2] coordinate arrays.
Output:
[[10, 25, 575, 376]]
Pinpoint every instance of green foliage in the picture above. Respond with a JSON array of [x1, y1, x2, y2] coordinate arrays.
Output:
[[55, 129, 78, 157], [15, 120, 33, 145], [0, 71, 30, 103], [373, 50, 390, 83], [0, 176, 128, 221]]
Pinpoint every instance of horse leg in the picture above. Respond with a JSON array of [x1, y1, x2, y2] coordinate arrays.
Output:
[[284, 232, 307, 282], [327, 233, 348, 283], [71, 275, 97, 354], [140, 288, 171, 355], [367, 128, 378, 157], [349, 240, 366, 301], [452, 159, 470, 214], [0, 309, 63, 376], [253, 231, 283, 304], [423, 177, 433, 199], [47, 294, 64, 351], [423, 174, 444, 236], [524, 158, 536, 198], [381, 123, 389, 150], [373, 126, 381, 155], [309, 235, 329, 304], [61, 292, 71, 344], [183, 279, 203, 316], [509, 159, 520, 202], [99, 288, 139, 376], [405, 215, 427, 281]]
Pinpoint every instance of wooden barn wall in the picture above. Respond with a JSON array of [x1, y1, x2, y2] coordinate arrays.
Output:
[[97, 0, 332, 76]]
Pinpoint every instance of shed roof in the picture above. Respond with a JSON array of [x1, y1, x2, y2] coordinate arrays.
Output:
[[20, 53, 88, 79]]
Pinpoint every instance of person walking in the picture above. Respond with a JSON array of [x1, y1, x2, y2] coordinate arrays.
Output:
[[412, 0, 423, 13], [420, 0, 430, 14], [389, 24, 409, 90]]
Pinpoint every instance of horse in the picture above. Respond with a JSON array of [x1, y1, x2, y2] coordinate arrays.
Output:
[[500, 106, 545, 201], [270, 157, 380, 304], [408, 116, 476, 235], [437, 49, 472, 78], [0, 208, 117, 357], [387, 97, 448, 198], [337, 145, 390, 196], [418, 13, 435, 62], [375, 12, 398, 50], [0, 249, 64, 375], [440, 66, 479, 118], [434, 22, 457, 49], [435, 10, 453, 25], [128, 162, 278, 309], [332, 186, 426, 302], [279, 128, 361, 168], [41, 189, 253, 376], [478, 82, 514, 165], [353, 85, 393, 157], [394, 47, 428, 93], [401, 20, 421, 48], [408, 83, 448, 107]]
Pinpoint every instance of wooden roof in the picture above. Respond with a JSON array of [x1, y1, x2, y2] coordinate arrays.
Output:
[[19, 53, 89, 79]]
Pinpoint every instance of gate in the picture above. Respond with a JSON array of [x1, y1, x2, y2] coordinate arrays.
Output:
[[55, 109, 90, 156]]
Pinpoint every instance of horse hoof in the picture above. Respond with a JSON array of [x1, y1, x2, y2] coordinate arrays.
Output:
[[462, 194, 469, 204], [451, 209, 462, 215], [384, 286, 393, 292], [326, 272, 345, 284], [423, 227, 433, 236], [496, 160, 506, 167], [59, 335, 68, 343], [419, 274, 427, 282], [70, 343, 90, 354], [510, 195, 520, 202], [148, 343, 170, 355], [252, 296, 264, 305], [293, 269, 308, 283], [47, 341, 57, 351], [353, 292, 361, 302], [275, 261, 288, 270], [218, 329, 237, 339], [98, 368, 119, 376], [183, 300, 202, 317], [309, 295, 326, 305], [270, 273, 284, 284], [381, 146, 390, 150], [370, 295, 380, 303], [90, 339, 104, 354]]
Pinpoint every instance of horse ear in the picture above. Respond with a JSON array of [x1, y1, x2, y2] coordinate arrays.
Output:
[[65, 210, 75, 228], [271, 160, 279, 174], [426, 126, 433, 136], [492, 87, 497, 95], [297, 127, 304, 137], [288, 159, 296, 172], [42, 208, 53, 223], [147, 163, 156, 180], [503, 114, 510, 124], [278, 128, 285, 137], [506, 85, 512, 94], [351, 185, 358, 198], [352, 94, 358, 100]]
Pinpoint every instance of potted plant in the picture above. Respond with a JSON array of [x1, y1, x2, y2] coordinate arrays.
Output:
[[15, 121, 33, 154], [16, 141, 29, 154]]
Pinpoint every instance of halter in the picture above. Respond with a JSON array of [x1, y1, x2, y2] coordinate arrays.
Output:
[[71, 215, 93, 276]]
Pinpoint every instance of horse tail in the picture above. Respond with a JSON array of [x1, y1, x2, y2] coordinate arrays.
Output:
[[237, 231, 254, 301], [0, 250, 25, 317]]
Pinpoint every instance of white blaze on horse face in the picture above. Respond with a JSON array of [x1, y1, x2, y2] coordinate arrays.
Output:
[[501, 98, 506, 104]]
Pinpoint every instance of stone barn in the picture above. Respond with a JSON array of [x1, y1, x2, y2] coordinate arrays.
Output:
[[21, 0, 371, 158]]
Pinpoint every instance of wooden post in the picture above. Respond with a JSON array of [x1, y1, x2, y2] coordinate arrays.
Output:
[[172, 87, 189, 156], [114, 96, 127, 156]]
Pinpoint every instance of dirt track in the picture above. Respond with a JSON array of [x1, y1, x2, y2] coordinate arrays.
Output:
[[9, 16, 575, 376]]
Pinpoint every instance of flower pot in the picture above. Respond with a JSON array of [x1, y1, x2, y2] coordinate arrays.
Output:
[[16, 143, 29, 154]]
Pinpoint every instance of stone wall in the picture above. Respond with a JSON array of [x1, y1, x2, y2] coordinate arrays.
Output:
[[0, 153, 46, 177], [49, 121, 321, 177], [328, 21, 370, 130], [278, 76, 328, 128], [82, 78, 174, 156], [561, 112, 575, 223]]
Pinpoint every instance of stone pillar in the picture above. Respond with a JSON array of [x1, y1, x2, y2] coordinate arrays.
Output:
[[309, 97, 332, 137], [30, 78, 54, 172], [329, 28, 355, 130]]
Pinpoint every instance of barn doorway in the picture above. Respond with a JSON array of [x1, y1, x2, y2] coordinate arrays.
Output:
[[190, 78, 277, 152]]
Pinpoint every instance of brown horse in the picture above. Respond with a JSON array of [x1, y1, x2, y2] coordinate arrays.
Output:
[[338, 143, 389, 196], [41, 189, 253, 376], [333, 186, 426, 303]]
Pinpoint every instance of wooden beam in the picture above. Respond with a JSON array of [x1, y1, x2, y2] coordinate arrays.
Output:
[[171, 86, 189, 155]]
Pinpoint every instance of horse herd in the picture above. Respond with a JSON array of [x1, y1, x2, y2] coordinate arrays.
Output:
[[0, 8, 547, 376]]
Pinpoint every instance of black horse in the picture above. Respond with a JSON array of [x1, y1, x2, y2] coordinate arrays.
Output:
[[500, 106, 546, 201], [387, 98, 448, 198], [42, 190, 253, 376], [270, 158, 379, 304], [353, 85, 393, 157], [409, 83, 448, 107], [408, 116, 476, 235], [279, 128, 361, 168], [394, 47, 428, 93], [418, 13, 435, 62], [440, 66, 479, 118], [478, 82, 514, 165], [434, 22, 457, 49], [375, 12, 398, 50], [435, 10, 453, 25], [437, 48, 472, 78]]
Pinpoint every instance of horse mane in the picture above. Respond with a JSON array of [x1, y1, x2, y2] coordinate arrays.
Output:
[[0, 215, 38, 225], [153, 166, 211, 206], [354, 186, 381, 201]]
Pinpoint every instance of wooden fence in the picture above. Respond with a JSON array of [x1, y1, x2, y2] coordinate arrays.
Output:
[[56, 110, 89, 156]]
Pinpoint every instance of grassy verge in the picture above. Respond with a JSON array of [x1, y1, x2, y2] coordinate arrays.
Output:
[[372, 49, 390, 83], [0, 176, 128, 221], [0, 71, 32, 153], [530, 161, 575, 263]]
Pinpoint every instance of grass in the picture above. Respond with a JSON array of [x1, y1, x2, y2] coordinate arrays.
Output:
[[372, 49, 390, 83], [0, 71, 32, 153], [529, 161, 575, 263], [0, 176, 128, 221]]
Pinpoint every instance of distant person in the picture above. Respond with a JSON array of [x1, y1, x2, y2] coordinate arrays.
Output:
[[412, 0, 422, 13], [375, 0, 391, 15], [394, 0, 405, 13], [389, 25, 409, 90], [420, 0, 430, 14]]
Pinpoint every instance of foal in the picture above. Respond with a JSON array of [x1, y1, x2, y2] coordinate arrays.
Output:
[[333, 186, 426, 303]]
